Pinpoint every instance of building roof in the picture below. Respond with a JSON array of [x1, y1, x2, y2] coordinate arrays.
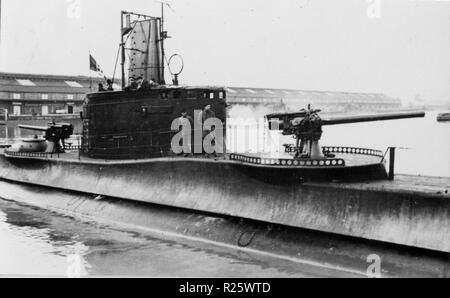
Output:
[[0, 72, 110, 94], [225, 87, 401, 105], [0, 72, 401, 106]]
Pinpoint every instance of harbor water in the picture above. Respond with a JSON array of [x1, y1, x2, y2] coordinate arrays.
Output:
[[0, 198, 359, 277]]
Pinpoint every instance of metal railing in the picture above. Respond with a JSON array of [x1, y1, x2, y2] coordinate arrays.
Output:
[[64, 145, 81, 151], [4, 145, 81, 159], [4, 151, 55, 159], [283, 144, 383, 158], [229, 154, 346, 167], [322, 146, 384, 157]]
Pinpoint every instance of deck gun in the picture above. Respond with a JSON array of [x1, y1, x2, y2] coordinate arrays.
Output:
[[19, 122, 74, 153], [266, 105, 425, 159]]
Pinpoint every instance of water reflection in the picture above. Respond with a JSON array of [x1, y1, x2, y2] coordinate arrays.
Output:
[[0, 201, 90, 277], [0, 198, 344, 277]]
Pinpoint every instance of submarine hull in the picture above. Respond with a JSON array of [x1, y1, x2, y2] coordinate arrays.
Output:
[[0, 152, 448, 253]]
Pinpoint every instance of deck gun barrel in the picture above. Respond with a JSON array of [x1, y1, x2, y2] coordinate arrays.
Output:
[[266, 106, 425, 159], [19, 122, 74, 153], [266, 110, 425, 131], [18, 125, 50, 132], [322, 111, 426, 126]]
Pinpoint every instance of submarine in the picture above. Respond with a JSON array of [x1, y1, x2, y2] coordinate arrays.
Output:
[[1, 10, 447, 256]]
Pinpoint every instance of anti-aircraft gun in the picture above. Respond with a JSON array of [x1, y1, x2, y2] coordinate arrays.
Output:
[[266, 105, 425, 159], [19, 122, 74, 153]]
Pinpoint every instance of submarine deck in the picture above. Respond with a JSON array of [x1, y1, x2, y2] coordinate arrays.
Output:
[[1, 148, 449, 198], [2, 148, 383, 166]]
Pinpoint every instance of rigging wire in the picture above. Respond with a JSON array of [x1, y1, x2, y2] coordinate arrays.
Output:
[[111, 44, 121, 84]]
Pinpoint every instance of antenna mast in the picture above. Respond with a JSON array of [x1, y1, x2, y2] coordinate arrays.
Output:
[[0, 0, 3, 47], [120, 11, 126, 89], [160, 3, 166, 85]]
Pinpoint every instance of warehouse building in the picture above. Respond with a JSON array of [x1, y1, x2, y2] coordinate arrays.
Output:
[[0, 72, 402, 120], [225, 87, 402, 112], [0, 72, 114, 119]]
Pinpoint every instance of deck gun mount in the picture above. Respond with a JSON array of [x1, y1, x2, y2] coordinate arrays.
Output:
[[266, 105, 426, 159], [19, 122, 74, 153]]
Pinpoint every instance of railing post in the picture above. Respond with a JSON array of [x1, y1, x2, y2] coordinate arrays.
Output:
[[388, 147, 396, 181]]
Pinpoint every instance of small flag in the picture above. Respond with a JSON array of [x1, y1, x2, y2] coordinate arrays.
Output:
[[89, 54, 106, 79], [89, 54, 99, 71]]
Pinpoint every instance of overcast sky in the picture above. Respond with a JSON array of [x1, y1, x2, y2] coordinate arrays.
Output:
[[0, 0, 449, 103]]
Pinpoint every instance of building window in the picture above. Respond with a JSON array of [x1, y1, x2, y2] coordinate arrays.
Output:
[[219, 92, 224, 99], [13, 105, 21, 116], [67, 94, 74, 100], [209, 92, 215, 100], [42, 94, 49, 100], [13, 93, 21, 100]]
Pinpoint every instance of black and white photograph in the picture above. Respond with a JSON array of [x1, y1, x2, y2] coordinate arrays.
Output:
[[0, 0, 449, 282]]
